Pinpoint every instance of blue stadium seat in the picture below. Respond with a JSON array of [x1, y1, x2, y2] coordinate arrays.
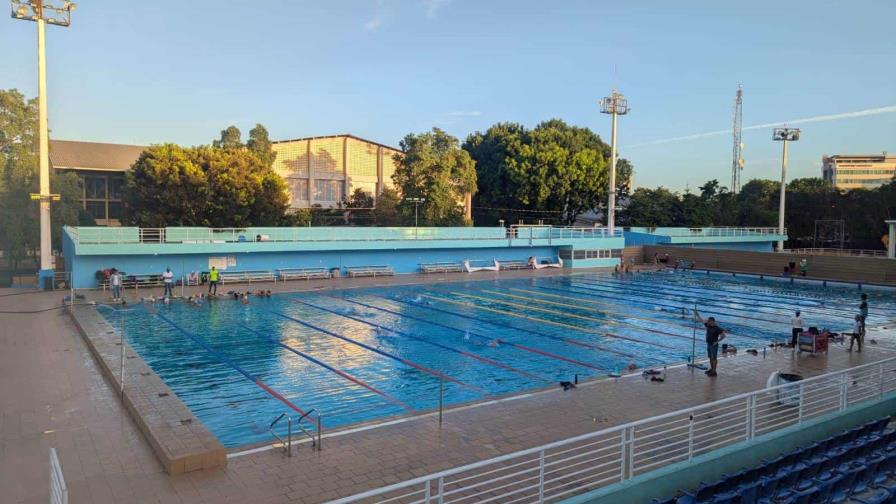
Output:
[[873, 453, 896, 485], [830, 466, 862, 503]]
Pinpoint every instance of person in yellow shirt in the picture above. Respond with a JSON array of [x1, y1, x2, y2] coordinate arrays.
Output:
[[208, 266, 219, 295]]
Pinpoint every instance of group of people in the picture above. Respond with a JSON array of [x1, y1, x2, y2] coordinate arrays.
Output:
[[783, 258, 809, 277], [694, 292, 871, 378], [108, 265, 277, 307]]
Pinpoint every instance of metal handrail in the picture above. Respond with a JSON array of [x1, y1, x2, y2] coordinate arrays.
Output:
[[327, 357, 896, 504], [782, 248, 887, 257], [50, 447, 68, 504], [270, 410, 320, 457]]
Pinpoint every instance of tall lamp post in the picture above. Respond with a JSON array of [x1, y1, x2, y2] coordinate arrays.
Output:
[[406, 197, 425, 238], [772, 128, 800, 251], [10, 1, 76, 288], [600, 90, 629, 235]]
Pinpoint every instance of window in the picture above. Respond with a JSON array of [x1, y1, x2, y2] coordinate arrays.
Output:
[[314, 179, 344, 201], [285, 178, 309, 203], [85, 176, 106, 199], [85, 201, 106, 220], [108, 176, 125, 199], [107, 201, 122, 220]]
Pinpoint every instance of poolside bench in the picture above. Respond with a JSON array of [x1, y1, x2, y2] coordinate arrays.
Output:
[[346, 265, 395, 278], [218, 270, 276, 284], [420, 262, 464, 274], [499, 260, 530, 271], [278, 267, 331, 281]]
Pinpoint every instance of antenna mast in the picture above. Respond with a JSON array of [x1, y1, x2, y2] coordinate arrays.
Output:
[[731, 84, 744, 193]]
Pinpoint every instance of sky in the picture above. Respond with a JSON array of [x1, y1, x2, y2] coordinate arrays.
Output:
[[2, 0, 894, 191]]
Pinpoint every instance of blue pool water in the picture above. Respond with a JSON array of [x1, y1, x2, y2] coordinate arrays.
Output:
[[98, 271, 896, 448]]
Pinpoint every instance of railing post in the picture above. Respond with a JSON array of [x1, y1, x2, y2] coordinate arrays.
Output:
[[619, 428, 627, 482], [840, 372, 849, 411], [746, 395, 756, 441], [687, 414, 694, 461], [287, 416, 292, 457], [437, 476, 444, 504], [797, 383, 804, 425], [424, 480, 431, 504], [316, 414, 322, 451], [538, 449, 545, 503], [879, 364, 884, 400]]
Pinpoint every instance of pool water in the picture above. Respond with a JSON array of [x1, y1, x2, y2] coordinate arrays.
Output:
[[98, 271, 896, 448]]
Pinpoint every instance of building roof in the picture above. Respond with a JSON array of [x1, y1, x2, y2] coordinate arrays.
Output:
[[272, 134, 402, 153], [49, 139, 147, 172]]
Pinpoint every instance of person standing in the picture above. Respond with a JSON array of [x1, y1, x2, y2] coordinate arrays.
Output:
[[694, 309, 726, 377], [110, 268, 122, 302], [790, 310, 805, 347], [208, 266, 219, 295], [162, 267, 174, 298], [847, 315, 864, 352], [799, 258, 808, 277], [859, 293, 869, 326]]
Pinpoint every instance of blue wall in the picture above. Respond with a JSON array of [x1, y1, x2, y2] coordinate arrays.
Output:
[[68, 246, 559, 288]]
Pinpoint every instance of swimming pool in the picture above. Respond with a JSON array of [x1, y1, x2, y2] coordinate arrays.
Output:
[[98, 271, 896, 448]]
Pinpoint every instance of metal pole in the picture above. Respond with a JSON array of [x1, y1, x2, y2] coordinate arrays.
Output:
[[287, 416, 292, 457], [37, 15, 53, 276], [690, 303, 697, 370], [438, 376, 444, 427], [316, 414, 322, 450], [119, 310, 125, 398], [778, 139, 788, 251], [608, 110, 618, 234]]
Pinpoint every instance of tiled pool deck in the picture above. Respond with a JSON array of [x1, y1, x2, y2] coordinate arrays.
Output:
[[2, 269, 895, 503]]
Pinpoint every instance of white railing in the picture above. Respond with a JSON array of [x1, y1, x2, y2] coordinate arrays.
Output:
[[50, 448, 68, 504], [328, 357, 896, 504], [638, 227, 786, 237], [783, 248, 888, 258]]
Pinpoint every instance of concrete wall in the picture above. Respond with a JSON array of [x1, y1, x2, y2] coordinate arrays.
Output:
[[562, 394, 896, 504], [644, 245, 896, 285]]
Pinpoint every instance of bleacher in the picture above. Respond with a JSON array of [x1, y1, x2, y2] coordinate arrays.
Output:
[[498, 260, 530, 270], [218, 269, 276, 284], [655, 416, 896, 503], [420, 262, 465, 274], [277, 267, 331, 281], [346, 265, 395, 278]]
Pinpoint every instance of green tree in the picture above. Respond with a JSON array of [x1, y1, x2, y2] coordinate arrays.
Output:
[[122, 140, 292, 227], [247, 124, 275, 167], [621, 187, 684, 227], [213, 125, 242, 149], [465, 119, 615, 225], [0, 89, 90, 280], [394, 128, 476, 226], [373, 187, 402, 226]]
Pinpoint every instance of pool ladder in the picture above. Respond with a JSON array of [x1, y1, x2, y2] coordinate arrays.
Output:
[[269, 409, 321, 457]]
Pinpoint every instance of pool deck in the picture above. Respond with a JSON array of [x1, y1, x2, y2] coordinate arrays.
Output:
[[2, 270, 895, 503]]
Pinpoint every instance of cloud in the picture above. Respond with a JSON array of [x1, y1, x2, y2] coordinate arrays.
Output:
[[364, 0, 385, 31], [446, 110, 482, 117], [626, 105, 896, 148], [422, 0, 451, 18]]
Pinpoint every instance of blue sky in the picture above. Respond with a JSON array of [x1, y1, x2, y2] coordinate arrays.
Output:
[[2, 0, 893, 190]]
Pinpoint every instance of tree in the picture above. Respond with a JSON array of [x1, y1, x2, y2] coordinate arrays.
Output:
[[621, 187, 684, 227], [373, 187, 401, 226], [247, 124, 275, 167], [0, 89, 90, 280], [465, 119, 615, 225], [213, 125, 242, 149], [122, 137, 292, 227], [394, 128, 476, 226]]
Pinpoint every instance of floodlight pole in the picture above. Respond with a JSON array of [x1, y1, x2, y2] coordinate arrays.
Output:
[[600, 90, 629, 235], [773, 128, 800, 251], [10, 1, 75, 288]]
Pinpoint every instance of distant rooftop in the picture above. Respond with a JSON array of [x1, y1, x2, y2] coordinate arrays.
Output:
[[271, 133, 402, 152], [49, 139, 147, 172]]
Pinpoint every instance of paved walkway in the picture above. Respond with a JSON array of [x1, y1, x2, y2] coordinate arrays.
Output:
[[1, 278, 894, 503]]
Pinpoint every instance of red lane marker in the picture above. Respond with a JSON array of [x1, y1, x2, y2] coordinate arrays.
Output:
[[255, 380, 308, 417]]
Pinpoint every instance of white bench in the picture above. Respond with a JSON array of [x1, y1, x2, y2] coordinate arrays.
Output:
[[346, 265, 395, 278], [278, 267, 331, 281], [499, 260, 530, 271], [218, 270, 276, 284], [420, 262, 464, 274]]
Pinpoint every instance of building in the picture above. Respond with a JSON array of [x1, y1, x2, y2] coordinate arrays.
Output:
[[822, 153, 896, 190], [49, 139, 147, 225], [271, 134, 402, 209]]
